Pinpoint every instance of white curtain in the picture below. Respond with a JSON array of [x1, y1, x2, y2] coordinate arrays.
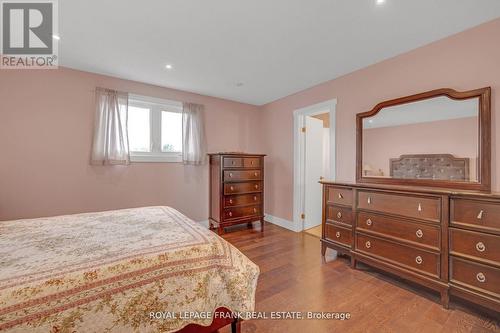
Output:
[[90, 88, 130, 165], [182, 102, 206, 165]]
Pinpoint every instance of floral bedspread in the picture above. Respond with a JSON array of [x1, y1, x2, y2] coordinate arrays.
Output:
[[0, 207, 259, 332]]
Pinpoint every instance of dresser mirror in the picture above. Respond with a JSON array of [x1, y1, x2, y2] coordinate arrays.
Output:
[[356, 88, 491, 191]]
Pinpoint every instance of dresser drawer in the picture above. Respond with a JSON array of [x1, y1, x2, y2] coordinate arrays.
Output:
[[326, 205, 353, 226], [450, 257, 500, 297], [224, 193, 262, 207], [326, 186, 353, 207], [356, 233, 440, 277], [243, 157, 261, 168], [223, 157, 243, 168], [357, 191, 440, 223], [224, 182, 262, 195], [356, 212, 440, 250], [449, 228, 500, 265], [325, 223, 352, 248], [223, 205, 261, 220], [451, 198, 500, 234], [224, 170, 262, 182]]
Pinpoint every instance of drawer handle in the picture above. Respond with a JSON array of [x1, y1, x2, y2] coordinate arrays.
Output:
[[417, 203, 422, 212], [229, 199, 233, 204], [337, 212, 342, 219], [251, 161, 254, 165], [254, 172, 258, 177], [366, 218, 372, 226], [253, 207, 257, 213], [253, 196, 257, 201], [367, 197, 372, 204], [477, 210, 484, 219], [232, 161, 236, 165], [416, 229, 423, 238], [476, 272, 486, 283], [228, 211, 233, 217], [365, 241, 371, 249], [335, 231, 341, 238], [415, 256, 423, 265], [230, 186, 234, 191], [229, 172, 233, 178], [254, 184, 259, 189], [338, 193, 343, 199], [476, 242, 486, 252]]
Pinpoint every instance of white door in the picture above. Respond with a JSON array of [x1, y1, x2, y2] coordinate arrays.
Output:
[[304, 116, 324, 230]]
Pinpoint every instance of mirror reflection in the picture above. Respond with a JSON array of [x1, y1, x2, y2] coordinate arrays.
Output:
[[362, 96, 479, 182]]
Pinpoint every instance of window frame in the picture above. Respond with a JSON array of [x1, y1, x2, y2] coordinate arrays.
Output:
[[128, 94, 183, 163]]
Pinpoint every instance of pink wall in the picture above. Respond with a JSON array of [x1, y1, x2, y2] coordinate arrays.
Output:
[[0, 68, 262, 221], [262, 18, 500, 222], [363, 117, 478, 179]]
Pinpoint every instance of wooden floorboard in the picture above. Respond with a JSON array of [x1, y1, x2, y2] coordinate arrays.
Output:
[[219, 222, 500, 333]]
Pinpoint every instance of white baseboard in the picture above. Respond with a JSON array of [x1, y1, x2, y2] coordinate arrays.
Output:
[[264, 214, 301, 232]]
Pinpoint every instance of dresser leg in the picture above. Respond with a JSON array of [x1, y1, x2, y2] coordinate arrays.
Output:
[[231, 318, 241, 333], [217, 226, 224, 235], [350, 257, 357, 269], [440, 289, 450, 309], [260, 219, 264, 232], [321, 242, 327, 256]]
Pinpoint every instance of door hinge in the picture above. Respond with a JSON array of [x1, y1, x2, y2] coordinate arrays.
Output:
[[301, 213, 305, 219], [301, 127, 306, 133]]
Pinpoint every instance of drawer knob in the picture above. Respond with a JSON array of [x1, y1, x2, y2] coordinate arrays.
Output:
[[254, 172, 258, 177], [254, 184, 259, 189], [232, 161, 235, 165], [365, 241, 371, 249], [367, 197, 372, 204], [229, 199, 233, 204], [415, 256, 423, 265], [417, 203, 422, 212], [476, 272, 486, 283], [229, 172, 233, 177], [228, 211, 233, 217], [416, 229, 423, 238], [253, 196, 257, 201], [338, 193, 343, 199], [366, 218, 372, 226], [337, 212, 342, 219], [477, 210, 484, 219], [253, 207, 257, 213], [335, 231, 341, 238], [476, 242, 486, 252], [230, 186, 234, 191], [251, 161, 254, 165]]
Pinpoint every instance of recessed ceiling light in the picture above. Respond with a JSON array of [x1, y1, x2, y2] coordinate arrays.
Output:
[[376, 0, 385, 4], [52, 34, 60, 40], [165, 64, 173, 69]]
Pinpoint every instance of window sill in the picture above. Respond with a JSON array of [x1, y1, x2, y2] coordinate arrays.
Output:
[[130, 153, 182, 163]]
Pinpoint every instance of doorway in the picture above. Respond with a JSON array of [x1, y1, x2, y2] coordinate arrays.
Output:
[[293, 99, 336, 234]]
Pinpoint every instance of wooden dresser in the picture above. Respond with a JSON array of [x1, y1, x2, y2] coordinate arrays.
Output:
[[321, 181, 500, 312], [208, 153, 265, 235]]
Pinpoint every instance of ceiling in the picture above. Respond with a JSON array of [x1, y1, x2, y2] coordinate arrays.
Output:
[[364, 96, 478, 129], [59, 1, 500, 105]]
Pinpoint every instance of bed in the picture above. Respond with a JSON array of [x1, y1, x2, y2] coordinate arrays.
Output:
[[389, 153, 470, 181], [0, 206, 259, 333]]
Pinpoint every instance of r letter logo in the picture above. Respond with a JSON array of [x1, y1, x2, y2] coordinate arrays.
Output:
[[1, 0, 58, 69]]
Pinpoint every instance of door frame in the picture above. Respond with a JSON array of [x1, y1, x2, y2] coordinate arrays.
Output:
[[293, 99, 337, 232]]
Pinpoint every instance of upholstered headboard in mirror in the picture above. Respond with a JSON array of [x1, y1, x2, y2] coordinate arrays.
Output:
[[390, 154, 470, 181], [356, 87, 491, 191]]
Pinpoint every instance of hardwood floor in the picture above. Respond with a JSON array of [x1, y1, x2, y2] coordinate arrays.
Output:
[[219, 222, 500, 333]]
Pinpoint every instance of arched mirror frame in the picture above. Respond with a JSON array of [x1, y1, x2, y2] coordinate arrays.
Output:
[[356, 87, 491, 192]]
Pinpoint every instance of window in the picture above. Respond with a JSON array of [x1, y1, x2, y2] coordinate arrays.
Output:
[[128, 94, 183, 162]]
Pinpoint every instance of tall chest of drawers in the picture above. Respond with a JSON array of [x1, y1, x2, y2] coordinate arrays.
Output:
[[208, 153, 266, 235], [321, 182, 500, 313]]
